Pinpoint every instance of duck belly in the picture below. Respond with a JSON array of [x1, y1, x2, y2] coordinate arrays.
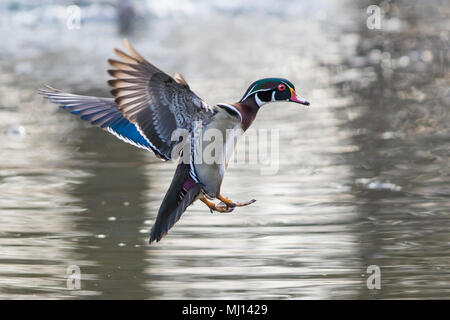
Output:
[[192, 111, 242, 198]]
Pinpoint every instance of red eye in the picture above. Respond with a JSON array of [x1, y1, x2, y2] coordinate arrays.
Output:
[[278, 84, 286, 91]]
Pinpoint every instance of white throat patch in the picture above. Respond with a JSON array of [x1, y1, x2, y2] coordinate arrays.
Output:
[[254, 93, 264, 107]]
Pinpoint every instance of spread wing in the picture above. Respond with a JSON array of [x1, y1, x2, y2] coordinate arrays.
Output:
[[108, 39, 214, 160], [39, 87, 165, 157]]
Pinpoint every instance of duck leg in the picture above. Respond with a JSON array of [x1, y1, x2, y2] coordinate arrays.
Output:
[[216, 194, 256, 209], [200, 196, 234, 213]]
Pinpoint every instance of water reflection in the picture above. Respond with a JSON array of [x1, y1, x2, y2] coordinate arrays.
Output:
[[66, 113, 153, 299], [0, 85, 92, 298], [334, 0, 450, 299]]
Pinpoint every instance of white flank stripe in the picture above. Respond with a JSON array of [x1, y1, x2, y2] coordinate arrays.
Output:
[[189, 134, 200, 182]]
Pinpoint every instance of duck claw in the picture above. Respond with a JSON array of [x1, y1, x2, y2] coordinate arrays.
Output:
[[215, 202, 234, 213], [201, 196, 254, 213], [230, 199, 256, 207], [217, 194, 257, 208], [241, 199, 256, 206]]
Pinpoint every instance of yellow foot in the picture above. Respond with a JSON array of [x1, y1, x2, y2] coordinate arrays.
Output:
[[200, 196, 234, 213], [217, 194, 256, 208]]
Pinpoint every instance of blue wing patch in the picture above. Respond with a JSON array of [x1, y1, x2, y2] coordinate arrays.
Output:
[[39, 87, 168, 159]]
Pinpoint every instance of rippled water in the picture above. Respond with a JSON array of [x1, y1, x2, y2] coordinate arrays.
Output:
[[0, 0, 448, 299]]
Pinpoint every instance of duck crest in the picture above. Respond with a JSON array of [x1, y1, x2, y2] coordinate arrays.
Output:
[[231, 100, 260, 132]]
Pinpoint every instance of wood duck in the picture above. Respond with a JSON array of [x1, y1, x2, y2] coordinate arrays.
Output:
[[39, 40, 310, 243]]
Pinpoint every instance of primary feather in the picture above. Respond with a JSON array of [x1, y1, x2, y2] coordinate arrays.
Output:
[[107, 39, 214, 161], [38, 87, 164, 155]]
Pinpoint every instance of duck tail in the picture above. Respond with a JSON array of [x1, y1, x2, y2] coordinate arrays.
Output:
[[149, 163, 202, 243]]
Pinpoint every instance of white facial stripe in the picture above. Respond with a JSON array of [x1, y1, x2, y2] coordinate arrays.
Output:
[[254, 93, 264, 107], [281, 81, 292, 89], [271, 91, 276, 102], [241, 87, 272, 102], [241, 84, 257, 102]]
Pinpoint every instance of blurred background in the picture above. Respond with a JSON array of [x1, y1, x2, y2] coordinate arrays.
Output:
[[0, 0, 448, 299]]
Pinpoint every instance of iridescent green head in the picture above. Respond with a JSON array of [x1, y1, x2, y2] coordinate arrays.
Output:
[[239, 78, 310, 107]]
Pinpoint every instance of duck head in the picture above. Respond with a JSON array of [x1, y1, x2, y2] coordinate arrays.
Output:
[[239, 78, 310, 107]]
